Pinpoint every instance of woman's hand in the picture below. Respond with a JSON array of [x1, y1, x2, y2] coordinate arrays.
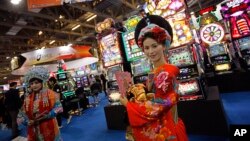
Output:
[[120, 96, 128, 107]]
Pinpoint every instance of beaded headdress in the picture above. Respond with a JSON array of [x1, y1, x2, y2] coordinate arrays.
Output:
[[24, 67, 50, 84]]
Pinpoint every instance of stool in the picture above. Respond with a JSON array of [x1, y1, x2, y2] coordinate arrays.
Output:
[[69, 98, 82, 115]]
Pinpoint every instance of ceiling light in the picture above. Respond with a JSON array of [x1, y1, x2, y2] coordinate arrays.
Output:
[[49, 40, 55, 44], [6, 56, 10, 59], [41, 46, 46, 49], [3, 77, 7, 79], [38, 31, 43, 35], [86, 15, 97, 22], [59, 15, 64, 19], [11, 0, 21, 5], [72, 24, 81, 30]]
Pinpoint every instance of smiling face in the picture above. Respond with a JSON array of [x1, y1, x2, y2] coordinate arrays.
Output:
[[143, 37, 166, 66], [29, 80, 43, 93]]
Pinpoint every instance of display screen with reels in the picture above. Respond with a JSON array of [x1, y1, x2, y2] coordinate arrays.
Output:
[[178, 80, 199, 95], [168, 47, 193, 66], [238, 36, 250, 50], [209, 43, 226, 57], [57, 73, 68, 81]]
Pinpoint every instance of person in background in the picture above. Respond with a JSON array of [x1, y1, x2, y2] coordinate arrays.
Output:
[[48, 77, 72, 127], [90, 79, 102, 105], [100, 72, 108, 96], [120, 15, 188, 141], [20, 67, 63, 141], [4, 82, 22, 139]]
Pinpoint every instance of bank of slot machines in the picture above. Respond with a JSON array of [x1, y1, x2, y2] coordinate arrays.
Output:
[[168, 45, 206, 101]]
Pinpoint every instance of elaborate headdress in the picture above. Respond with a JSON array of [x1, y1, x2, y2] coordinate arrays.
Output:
[[24, 67, 50, 84], [134, 15, 173, 49]]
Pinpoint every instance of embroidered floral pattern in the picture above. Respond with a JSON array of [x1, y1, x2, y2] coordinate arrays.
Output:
[[155, 71, 170, 92]]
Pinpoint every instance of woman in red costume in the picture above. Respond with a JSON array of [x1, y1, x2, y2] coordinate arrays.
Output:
[[120, 15, 188, 141], [21, 67, 63, 141]]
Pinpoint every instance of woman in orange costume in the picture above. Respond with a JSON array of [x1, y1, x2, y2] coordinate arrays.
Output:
[[120, 15, 188, 141], [22, 67, 63, 141]]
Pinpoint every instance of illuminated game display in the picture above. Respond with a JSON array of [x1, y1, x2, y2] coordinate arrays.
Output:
[[198, 6, 232, 72], [96, 18, 124, 81], [144, 0, 193, 47], [221, 0, 250, 69], [122, 16, 144, 61], [99, 33, 122, 67], [143, 0, 206, 100], [200, 23, 225, 45], [122, 15, 151, 84], [168, 46, 194, 67], [209, 43, 226, 57], [168, 45, 205, 100]]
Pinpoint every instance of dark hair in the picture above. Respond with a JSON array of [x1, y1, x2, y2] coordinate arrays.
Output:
[[9, 82, 17, 87], [48, 77, 57, 83], [134, 15, 173, 45], [29, 78, 43, 84]]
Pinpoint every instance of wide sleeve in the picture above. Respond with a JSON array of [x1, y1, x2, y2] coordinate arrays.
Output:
[[126, 92, 177, 127], [46, 90, 63, 119], [126, 64, 179, 127]]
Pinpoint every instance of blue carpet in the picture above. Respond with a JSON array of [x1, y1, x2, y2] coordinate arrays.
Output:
[[220, 91, 250, 124], [1, 91, 250, 141]]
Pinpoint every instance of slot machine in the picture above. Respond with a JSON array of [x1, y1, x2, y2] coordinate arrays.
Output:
[[168, 45, 205, 101], [221, 0, 250, 70], [121, 15, 152, 85], [96, 18, 124, 88], [198, 6, 232, 73], [57, 71, 76, 100]]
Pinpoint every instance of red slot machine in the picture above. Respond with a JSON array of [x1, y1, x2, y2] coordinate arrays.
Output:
[[221, 0, 250, 70]]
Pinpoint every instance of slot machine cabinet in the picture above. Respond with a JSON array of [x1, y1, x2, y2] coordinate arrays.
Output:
[[234, 36, 250, 69], [168, 45, 206, 101], [206, 43, 232, 72], [57, 72, 76, 100], [200, 22, 233, 74], [221, 0, 250, 70]]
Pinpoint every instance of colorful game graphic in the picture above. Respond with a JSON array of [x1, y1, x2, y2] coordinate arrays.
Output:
[[122, 16, 144, 61], [209, 43, 226, 57], [200, 23, 225, 44], [178, 80, 199, 95], [144, 0, 193, 47], [99, 33, 122, 67], [238, 36, 250, 50], [168, 46, 194, 67]]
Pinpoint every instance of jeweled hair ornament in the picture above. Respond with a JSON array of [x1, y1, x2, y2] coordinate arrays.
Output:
[[24, 67, 50, 84]]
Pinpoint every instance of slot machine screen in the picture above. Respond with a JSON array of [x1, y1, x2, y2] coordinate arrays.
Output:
[[57, 73, 67, 81], [100, 33, 122, 67], [131, 58, 151, 76], [178, 80, 199, 95], [238, 36, 250, 51], [168, 47, 193, 66], [107, 65, 122, 80], [209, 43, 226, 57]]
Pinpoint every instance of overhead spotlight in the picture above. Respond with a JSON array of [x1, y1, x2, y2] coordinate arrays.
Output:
[[38, 31, 43, 35], [11, 0, 22, 5], [3, 77, 7, 79]]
